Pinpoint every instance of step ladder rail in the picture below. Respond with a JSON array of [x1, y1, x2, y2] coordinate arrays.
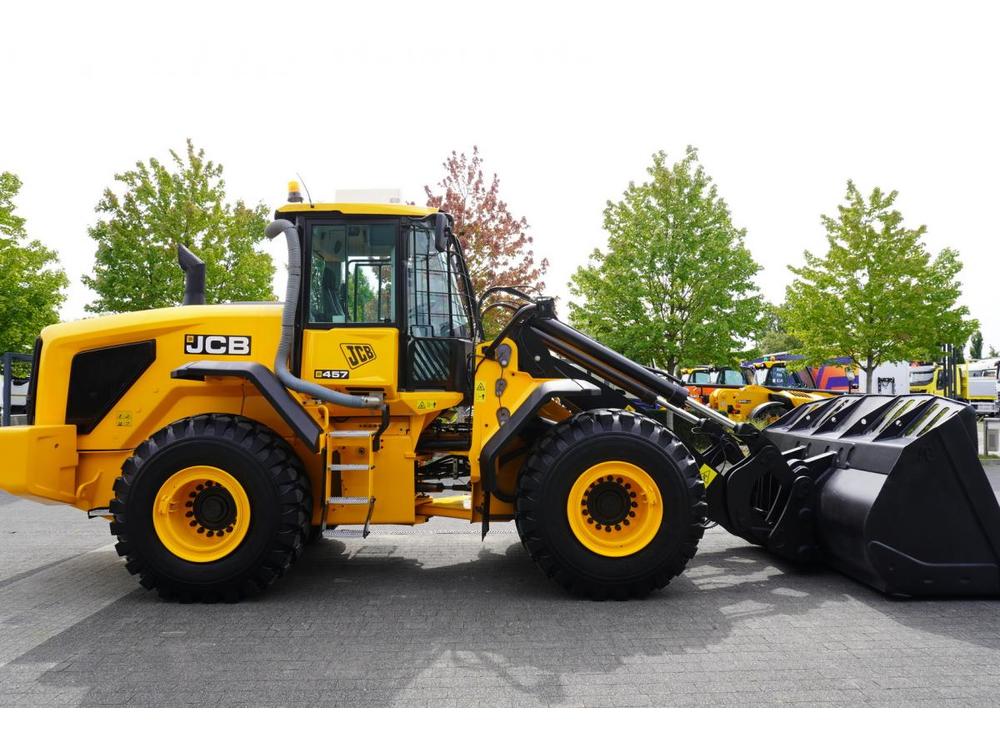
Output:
[[325, 429, 378, 537]]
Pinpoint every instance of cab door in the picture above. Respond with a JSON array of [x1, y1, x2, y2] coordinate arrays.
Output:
[[299, 219, 401, 399], [402, 220, 474, 397]]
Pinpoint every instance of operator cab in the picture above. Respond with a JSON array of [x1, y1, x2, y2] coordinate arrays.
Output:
[[755, 363, 811, 389], [275, 195, 477, 399]]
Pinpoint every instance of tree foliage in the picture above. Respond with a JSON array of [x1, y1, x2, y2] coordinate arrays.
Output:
[[424, 146, 548, 322], [784, 181, 977, 392], [568, 147, 765, 374], [756, 302, 803, 356], [970, 330, 984, 360], [0, 172, 68, 354], [84, 140, 274, 313]]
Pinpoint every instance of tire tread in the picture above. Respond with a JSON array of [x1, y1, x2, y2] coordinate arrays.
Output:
[[109, 413, 311, 602], [516, 409, 706, 600]]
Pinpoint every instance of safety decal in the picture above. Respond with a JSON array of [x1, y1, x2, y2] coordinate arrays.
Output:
[[699, 463, 718, 487]]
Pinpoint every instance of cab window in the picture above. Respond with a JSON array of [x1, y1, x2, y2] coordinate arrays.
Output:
[[763, 366, 806, 387], [407, 225, 471, 338], [721, 369, 744, 385], [308, 223, 396, 324]]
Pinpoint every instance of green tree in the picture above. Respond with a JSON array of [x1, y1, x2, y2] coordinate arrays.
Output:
[[0, 172, 68, 354], [756, 302, 803, 356], [569, 147, 764, 374], [84, 140, 274, 313], [970, 330, 984, 360], [424, 147, 547, 335], [785, 181, 976, 393], [424, 147, 547, 299], [989, 345, 999, 359]]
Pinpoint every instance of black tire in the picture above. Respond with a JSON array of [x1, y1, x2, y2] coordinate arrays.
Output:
[[109, 414, 311, 602], [307, 524, 335, 543], [749, 402, 788, 426], [516, 409, 706, 600]]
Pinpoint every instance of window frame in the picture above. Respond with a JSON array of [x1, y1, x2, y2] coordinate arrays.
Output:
[[405, 222, 473, 341], [300, 216, 404, 331]]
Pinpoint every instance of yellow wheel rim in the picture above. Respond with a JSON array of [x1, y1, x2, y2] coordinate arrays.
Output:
[[566, 460, 663, 557], [152, 466, 251, 563]]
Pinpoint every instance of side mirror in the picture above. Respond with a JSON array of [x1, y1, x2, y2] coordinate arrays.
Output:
[[433, 212, 450, 254]]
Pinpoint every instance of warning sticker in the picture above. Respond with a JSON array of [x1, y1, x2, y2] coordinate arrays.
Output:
[[416, 399, 438, 410], [115, 411, 133, 427], [699, 464, 718, 487], [474, 381, 487, 403]]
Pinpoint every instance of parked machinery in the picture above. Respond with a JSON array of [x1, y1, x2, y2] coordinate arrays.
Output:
[[2, 189, 998, 601], [681, 365, 748, 404], [710, 359, 845, 424], [911, 360, 999, 417]]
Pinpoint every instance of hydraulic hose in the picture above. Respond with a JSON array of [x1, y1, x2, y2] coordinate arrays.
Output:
[[265, 220, 381, 410]]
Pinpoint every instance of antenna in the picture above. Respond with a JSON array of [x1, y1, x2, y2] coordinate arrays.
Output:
[[296, 172, 315, 207]]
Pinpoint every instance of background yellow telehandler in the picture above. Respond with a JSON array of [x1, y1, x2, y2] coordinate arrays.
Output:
[[710, 360, 841, 423], [2, 187, 999, 602]]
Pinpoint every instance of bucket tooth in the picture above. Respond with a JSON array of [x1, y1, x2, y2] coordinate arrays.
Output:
[[778, 396, 841, 430], [809, 396, 866, 433]]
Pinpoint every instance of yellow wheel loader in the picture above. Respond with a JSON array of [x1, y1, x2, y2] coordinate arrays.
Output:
[[2, 189, 999, 601], [710, 361, 840, 424]]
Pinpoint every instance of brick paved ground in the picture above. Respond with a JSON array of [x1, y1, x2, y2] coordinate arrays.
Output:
[[2, 466, 1000, 707]]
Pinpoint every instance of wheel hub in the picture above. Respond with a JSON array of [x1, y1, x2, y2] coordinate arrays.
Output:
[[567, 460, 663, 557], [153, 466, 250, 562], [584, 479, 634, 527], [192, 483, 237, 530]]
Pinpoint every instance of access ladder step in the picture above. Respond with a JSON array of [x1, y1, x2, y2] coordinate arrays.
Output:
[[327, 463, 373, 471], [328, 430, 375, 438], [327, 496, 372, 505]]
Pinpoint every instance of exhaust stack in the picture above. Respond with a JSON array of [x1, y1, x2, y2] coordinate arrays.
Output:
[[176, 243, 206, 306]]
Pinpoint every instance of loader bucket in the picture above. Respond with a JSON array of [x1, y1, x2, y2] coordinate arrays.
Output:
[[712, 394, 1000, 596]]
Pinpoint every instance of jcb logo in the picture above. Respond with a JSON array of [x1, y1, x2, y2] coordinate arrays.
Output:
[[184, 334, 252, 356], [340, 343, 377, 369]]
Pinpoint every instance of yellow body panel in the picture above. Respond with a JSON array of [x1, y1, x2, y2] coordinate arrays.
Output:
[[0, 297, 561, 529], [0, 424, 79, 503], [710, 383, 832, 421], [301, 327, 400, 398], [34, 304, 285, 447], [328, 430, 416, 525], [910, 365, 969, 399]]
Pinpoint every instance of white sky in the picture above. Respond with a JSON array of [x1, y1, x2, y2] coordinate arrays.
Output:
[[2, 1, 998, 352]]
